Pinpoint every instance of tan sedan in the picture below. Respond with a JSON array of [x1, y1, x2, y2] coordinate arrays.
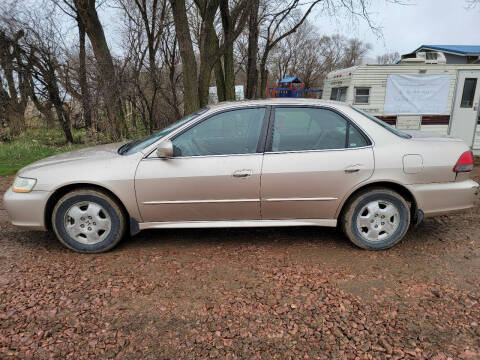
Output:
[[4, 99, 479, 252]]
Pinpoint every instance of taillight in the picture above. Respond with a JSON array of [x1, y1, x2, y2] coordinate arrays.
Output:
[[453, 151, 474, 173]]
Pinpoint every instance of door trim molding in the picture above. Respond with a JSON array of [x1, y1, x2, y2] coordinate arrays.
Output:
[[139, 218, 337, 230], [263, 197, 338, 202], [142, 198, 259, 205]]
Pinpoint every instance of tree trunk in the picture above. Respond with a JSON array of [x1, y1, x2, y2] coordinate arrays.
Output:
[[170, 0, 200, 114], [77, 17, 93, 131], [259, 54, 268, 98], [59, 110, 74, 143], [0, 36, 26, 136], [197, 1, 220, 108], [245, 0, 259, 99], [48, 79, 74, 143], [223, 45, 235, 100], [197, 59, 212, 108], [73, 0, 127, 140], [167, 49, 183, 120], [6, 107, 24, 137], [211, 30, 226, 102], [214, 58, 226, 103], [38, 101, 55, 129], [220, 0, 235, 100], [43, 105, 55, 129]]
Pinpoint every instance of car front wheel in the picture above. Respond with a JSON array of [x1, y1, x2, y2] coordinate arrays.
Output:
[[342, 188, 410, 250], [52, 189, 126, 253]]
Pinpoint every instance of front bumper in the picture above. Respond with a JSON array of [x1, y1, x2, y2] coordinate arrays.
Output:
[[406, 179, 479, 218], [3, 187, 51, 230]]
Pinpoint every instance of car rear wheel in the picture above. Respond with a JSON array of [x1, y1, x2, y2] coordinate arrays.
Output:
[[52, 189, 126, 253], [342, 188, 410, 250]]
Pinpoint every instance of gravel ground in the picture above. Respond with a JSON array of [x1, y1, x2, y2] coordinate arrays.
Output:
[[0, 171, 479, 359]]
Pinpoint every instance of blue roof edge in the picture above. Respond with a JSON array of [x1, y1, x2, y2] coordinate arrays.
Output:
[[414, 45, 480, 55]]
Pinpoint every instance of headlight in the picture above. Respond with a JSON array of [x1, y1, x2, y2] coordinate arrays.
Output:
[[12, 177, 37, 193]]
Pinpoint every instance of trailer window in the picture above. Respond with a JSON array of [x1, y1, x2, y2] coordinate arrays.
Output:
[[354, 87, 370, 104], [330, 87, 347, 102], [460, 78, 477, 108]]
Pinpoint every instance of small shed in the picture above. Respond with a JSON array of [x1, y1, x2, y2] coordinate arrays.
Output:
[[278, 77, 303, 85]]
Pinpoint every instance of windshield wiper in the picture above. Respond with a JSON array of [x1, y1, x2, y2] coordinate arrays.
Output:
[[118, 140, 139, 155]]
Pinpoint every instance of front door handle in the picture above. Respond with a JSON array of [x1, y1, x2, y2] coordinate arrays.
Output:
[[344, 165, 361, 174], [232, 169, 252, 178]]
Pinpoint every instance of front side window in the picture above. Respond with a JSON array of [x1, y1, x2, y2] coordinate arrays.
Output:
[[270, 107, 368, 152], [330, 87, 348, 102], [172, 108, 266, 157], [354, 87, 370, 104], [119, 107, 209, 155]]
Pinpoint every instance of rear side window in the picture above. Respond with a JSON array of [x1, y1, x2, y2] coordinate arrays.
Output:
[[270, 107, 369, 152], [348, 125, 369, 148]]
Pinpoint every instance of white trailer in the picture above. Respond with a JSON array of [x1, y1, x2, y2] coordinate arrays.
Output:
[[322, 54, 480, 154]]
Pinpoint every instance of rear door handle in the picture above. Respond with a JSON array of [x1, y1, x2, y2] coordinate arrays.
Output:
[[232, 169, 252, 178], [344, 165, 361, 174]]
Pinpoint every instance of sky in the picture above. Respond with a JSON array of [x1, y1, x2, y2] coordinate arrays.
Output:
[[312, 0, 480, 58]]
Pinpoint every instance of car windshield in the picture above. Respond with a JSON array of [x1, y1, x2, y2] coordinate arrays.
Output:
[[350, 106, 411, 139], [119, 107, 209, 155]]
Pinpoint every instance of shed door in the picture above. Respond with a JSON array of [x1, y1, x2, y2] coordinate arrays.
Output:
[[450, 70, 480, 146]]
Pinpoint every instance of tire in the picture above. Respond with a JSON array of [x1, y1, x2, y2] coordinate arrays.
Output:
[[52, 189, 126, 253], [342, 188, 410, 250]]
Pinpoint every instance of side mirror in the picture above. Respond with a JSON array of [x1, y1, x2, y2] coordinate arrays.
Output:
[[156, 140, 173, 158]]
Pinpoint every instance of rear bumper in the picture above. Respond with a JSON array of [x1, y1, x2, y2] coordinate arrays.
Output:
[[406, 179, 479, 218], [3, 188, 50, 230]]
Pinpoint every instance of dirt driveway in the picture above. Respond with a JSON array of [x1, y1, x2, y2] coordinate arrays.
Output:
[[1, 171, 479, 359]]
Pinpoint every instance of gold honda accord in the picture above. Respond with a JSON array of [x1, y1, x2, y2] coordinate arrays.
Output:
[[4, 99, 479, 253]]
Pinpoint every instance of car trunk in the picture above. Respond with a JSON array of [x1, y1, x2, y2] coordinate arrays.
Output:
[[403, 130, 472, 183]]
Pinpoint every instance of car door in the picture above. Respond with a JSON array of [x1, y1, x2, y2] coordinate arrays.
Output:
[[260, 106, 374, 220], [135, 107, 268, 223]]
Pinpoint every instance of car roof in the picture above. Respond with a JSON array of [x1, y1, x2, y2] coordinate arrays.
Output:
[[207, 98, 350, 111]]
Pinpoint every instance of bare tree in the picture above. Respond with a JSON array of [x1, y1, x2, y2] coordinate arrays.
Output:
[[245, 0, 259, 98], [245, 0, 405, 98], [269, 29, 371, 90], [0, 29, 29, 136], [170, 0, 200, 113], [340, 38, 371, 67], [257, 0, 322, 98], [218, 0, 251, 100], [72, 0, 128, 140], [51, 0, 95, 133], [465, 0, 480, 8], [170, 0, 251, 113], [376, 51, 400, 64], [19, 16, 75, 143], [117, 0, 175, 132]]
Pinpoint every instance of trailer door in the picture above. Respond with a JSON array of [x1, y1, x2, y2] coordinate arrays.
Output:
[[450, 70, 480, 146]]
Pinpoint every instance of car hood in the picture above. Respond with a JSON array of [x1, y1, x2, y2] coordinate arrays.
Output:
[[19, 142, 125, 174]]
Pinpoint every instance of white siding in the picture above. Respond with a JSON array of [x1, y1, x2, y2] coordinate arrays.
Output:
[[349, 64, 459, 117], [421, 124, 449, 136], [473, 126, 480, 150]]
